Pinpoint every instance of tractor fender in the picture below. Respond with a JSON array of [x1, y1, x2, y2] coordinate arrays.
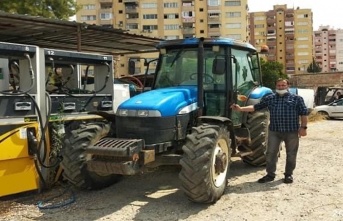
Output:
[[87, 111, 116, 122]]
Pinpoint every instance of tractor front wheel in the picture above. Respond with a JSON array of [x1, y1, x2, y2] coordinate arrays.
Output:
[[61, 122, 121, 189], [179, 124, 231, 203]]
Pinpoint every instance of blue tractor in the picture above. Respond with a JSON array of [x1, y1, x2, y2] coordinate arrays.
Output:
[[61, 38, 273, 203]]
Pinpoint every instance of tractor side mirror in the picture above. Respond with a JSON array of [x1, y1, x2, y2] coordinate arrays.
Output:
[[212, 58, 225, 75]]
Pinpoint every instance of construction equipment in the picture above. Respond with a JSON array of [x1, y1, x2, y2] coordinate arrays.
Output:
[[61, 38, 273, 203]]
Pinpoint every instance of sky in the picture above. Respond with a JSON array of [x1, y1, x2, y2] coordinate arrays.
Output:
[[248, 0, 342, 30]]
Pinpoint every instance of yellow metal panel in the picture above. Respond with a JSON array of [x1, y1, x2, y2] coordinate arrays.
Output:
[[0, 124, 38, 161], [0, 123, 40, 196], [0, 157, 39, 197]]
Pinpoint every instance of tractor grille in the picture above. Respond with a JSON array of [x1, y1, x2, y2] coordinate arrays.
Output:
[[85, 138, 144, 157]]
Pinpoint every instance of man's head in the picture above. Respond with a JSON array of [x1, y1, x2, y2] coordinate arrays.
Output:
[[337, 92, 341, 96], [275, 78, 289, 96]]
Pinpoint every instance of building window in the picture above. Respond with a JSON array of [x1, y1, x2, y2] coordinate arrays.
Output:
[[254, 24, 264, 28], [143, 14, 158, 19], [226, 12, 241, 18], [81, 15, 96, 21], [225, 23, 241, 29], [142, 25, 158, 30], [297, 14, 309, 18], [100, 13, 112, 20], [100, 3, 112, 9], [164, 24, 179, 30], [297, 21, 308, 26], [164, 2, 178, 8], [164, 13, 179, 19], [224, 1, 241, 6], [83, 4, 96, 10], [142, 3, 157, 8], [208, 0, 220, 6], [297, 37, 309, 41], [126, 23, 138, 29], [165, 35, 180, 40], [297, 45, 309, 48], [209, 13, 220, 18], [298, 52, 309, 56], [182, 11, 194, 18], [254, 16, 265, 21], [298, 29, 309, 33]]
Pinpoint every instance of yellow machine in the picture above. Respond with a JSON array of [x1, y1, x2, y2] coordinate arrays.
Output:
[[0, 122, 39, 196], [0, 42, 44, 197]]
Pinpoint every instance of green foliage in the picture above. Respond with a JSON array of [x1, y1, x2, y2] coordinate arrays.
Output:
[[307, 57, 322, 73], [260, 59, 288, 90], [0, 0, 80, 20]]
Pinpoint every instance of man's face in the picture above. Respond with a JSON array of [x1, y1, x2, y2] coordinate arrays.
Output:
[[275, 80, 289, 90]]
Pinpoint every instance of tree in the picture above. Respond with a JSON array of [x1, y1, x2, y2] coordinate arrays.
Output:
[[307, 57, 322, 73], [260, 59, 288, 90], [0, 0, 79, 20]]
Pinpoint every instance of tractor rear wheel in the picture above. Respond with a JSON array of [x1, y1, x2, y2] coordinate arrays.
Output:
[[179, 124, 231, 203], [61, 122, 121, 189], [241, 111, 269, 166]]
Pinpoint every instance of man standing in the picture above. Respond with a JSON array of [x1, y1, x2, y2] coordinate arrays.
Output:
[[231, 78, 308, 184]]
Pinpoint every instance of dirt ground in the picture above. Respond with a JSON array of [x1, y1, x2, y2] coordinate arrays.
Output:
[[1, 119, 343, 221]]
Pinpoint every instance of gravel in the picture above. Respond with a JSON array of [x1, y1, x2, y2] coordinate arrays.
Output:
[[1, 119, 343, 221]]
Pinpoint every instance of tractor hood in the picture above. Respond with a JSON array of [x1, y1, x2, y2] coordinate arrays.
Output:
[[117, 86, 198, 117]]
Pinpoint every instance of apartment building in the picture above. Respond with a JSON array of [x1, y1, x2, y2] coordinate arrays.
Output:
[[313, 26, 343, 72], [249, 5, 313, 75], [76, 0, 249, 76]]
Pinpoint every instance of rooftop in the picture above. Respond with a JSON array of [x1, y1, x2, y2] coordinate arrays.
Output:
[[0, 11, 162, 55]]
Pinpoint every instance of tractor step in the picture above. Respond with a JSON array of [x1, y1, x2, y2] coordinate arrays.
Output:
[[232, 145, 252, 157]]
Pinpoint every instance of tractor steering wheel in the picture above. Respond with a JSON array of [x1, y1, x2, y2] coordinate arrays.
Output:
[[119, 76, 144, 89], [190, 73, 215, 84]]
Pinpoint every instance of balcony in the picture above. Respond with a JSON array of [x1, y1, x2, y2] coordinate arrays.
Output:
[[99, 8, 112, 13], [208, 28, 221, 36], [286, 54, 294, 60], [100, 19, 113, 25], [126, 18, 139, 23], [182, 5, 194, 11], [182, 27, 195, 35], [182, 17, 195, 23], [208, 16, 221, 24], [125, 6, 138, 13], [123, 0, 138, 4], [286, 48, 294, 54], [99, 0, 113, 3]]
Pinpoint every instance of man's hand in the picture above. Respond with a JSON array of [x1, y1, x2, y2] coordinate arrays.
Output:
[[298, 128, 307, 137], [230, 103, 241, 111]]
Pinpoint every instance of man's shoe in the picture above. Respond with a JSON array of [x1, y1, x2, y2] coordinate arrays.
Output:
[[257, 175, 275, 183], [284, 175, 293, 184]]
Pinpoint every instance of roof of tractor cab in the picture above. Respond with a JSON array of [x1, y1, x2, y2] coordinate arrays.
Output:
[[157, 37, 256, 50], [0, 11, 162, 55]]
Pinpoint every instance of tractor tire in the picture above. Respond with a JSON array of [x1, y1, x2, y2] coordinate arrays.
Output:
[[241, 111, 269, 166], [61, 122, 121, 190], [179, 124, 231, 203]]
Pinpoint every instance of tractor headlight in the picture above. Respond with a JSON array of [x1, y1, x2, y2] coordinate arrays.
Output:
[[137, 110, 161, 117], [137, 110, 149, 117], [118, 109, 129, 116], [117, 109, 161, 117]]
